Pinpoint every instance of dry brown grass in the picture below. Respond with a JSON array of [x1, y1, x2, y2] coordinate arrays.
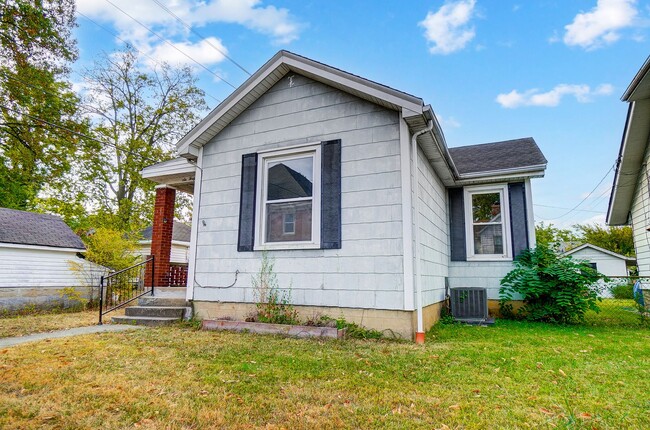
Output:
[[1, 321, 649, 429]]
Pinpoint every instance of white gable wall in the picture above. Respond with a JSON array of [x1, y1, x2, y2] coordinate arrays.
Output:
[[567, 248, 629, 277], [193, 73, 406, 310], [135, 242, 189, 264]]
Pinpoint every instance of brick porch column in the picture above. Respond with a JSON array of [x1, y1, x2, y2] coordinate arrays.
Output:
[[148, 185, 176, 287]]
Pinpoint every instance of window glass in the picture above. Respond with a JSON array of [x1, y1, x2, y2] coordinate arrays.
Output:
[[472, 193, 501, 223], [267, 157, 313, 200], [470, 191, 505, 256], [266, 202, 311, 242], [473, 225, 503, 255]]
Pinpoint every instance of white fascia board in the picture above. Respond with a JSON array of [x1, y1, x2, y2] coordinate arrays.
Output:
[[141, 158, 196, 179], [0, 242, 84, 253], [176, 53, 287, 156], [457, 165, 547, 181], [607, 100, 650, 225], [282, 53, 424, 114], [176, 51, 426, 157]]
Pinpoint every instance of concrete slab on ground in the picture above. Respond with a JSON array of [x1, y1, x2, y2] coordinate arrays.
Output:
[[0, 324, 146, 348]]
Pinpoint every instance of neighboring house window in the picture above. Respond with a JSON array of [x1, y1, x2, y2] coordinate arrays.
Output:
[[255, 143, 321, 249], [283, 213, 295, 235], [589, 262, 598, 270], [464, 185, 512, 260]]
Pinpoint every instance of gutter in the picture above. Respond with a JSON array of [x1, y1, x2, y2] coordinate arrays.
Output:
[[411, 118, 434, 345]]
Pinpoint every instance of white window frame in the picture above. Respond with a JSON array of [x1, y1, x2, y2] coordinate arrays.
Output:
[[254, 142, 321, 250], [464, 184, 512, 261]]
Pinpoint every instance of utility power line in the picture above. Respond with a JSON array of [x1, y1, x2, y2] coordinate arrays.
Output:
[[149, 0, 252, 76], [0, 104, 159, 165], [104, 0, 238, 89], [544, 163, 615, 221], [76, 11, 222, 105]]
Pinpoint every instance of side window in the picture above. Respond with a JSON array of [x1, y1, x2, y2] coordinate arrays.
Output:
[[256, 144, 321, 249], [464, 185, 512, 260], [238, 140, 341, 252]]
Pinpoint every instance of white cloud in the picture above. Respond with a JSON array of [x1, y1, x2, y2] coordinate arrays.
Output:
[[436, 114, 461, 128], [419, 0, 477, 54], [77, 0, 302, 67], [495, 83, 614, 108], [146, 38, 228, 68], [563, 0, 638, 49]]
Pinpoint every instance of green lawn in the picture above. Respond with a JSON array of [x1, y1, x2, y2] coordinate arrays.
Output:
[[1, 316, 649, 429]]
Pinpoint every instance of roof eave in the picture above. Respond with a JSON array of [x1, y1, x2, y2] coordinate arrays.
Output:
[[456, 164, 547, 181], [623, 55, 650, 101], [607, 100, 650, 225]]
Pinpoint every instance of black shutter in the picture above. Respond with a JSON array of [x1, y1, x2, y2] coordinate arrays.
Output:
[[237, 153, 258, 252], [449, 187, 466, 261], [508, 182, 529, 258], [320, 139, 342, 249]]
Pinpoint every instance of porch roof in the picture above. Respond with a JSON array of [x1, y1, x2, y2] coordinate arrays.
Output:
[[141, 158, 196, 194]]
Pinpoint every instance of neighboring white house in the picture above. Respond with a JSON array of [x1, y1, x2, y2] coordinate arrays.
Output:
[[0, 208, 106, 310], [135, 221, 191, 264], [563, 244, 635, 277], [141, 51, 547, 339]]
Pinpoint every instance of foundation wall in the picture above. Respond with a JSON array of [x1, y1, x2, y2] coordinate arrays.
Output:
[[194, 300, 444, 340], [0, 286, 97, 312]]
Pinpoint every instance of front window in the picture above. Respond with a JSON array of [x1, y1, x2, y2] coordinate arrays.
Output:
[[464, 185, 511, 260], [256, 144, 321, 249]]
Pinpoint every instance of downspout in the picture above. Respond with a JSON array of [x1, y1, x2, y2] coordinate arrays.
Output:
[[412, 119, 434, 344]]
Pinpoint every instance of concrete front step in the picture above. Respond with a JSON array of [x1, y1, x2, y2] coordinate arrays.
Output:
[[138, 296, 188, 307], [111, 315, 180, 327], [125, 306, 187, 318]]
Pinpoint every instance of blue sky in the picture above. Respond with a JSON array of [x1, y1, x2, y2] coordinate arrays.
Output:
[[74, 0, 650, 228]]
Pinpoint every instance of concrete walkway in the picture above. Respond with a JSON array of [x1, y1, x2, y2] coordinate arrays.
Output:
[[0, 324, 146, 348]]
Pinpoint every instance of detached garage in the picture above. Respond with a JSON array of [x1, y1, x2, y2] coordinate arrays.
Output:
[[0, 208, 105, 311]]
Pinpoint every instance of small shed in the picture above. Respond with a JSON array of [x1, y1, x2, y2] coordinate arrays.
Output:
[[563, 243, 636, 277], [0, 208, 105, 311]]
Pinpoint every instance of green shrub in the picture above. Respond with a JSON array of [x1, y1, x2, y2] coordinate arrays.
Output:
[[499, 245, 605, 324], [609, 283, 635, 300]]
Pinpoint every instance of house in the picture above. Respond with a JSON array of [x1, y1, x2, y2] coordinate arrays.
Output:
[[563, 243, 635, 276], [136, 221, 191, 264], [141, 51, 546, 340], [607, 56, 650, 306], [0, 208, 106, 311], [563, 244, 635, 297]]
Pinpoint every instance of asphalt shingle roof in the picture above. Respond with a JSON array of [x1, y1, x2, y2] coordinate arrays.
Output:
[[0, 208, 85, 249], [448, 138, 547, 175], [141, 221, 191, 243]]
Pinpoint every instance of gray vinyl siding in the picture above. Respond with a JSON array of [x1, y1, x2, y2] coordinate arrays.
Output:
[[194, 73, 405, 310], [630, 142, 650, 276], [447, 261, 513, 299], [415, 145, 449, 306]]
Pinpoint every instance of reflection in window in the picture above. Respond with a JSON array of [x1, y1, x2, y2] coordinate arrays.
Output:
[[264, 155, 314, 243], [471, 192, 504, 255]]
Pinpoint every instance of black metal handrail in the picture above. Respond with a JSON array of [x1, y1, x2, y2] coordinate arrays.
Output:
[[99, 257, 154, 325]]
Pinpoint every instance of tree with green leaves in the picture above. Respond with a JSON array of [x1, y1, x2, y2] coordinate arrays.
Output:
[[0, 0, 83, 210], [75, 47, 207, 231], [575, 224, 635, 257], [535, 222, 578, 250]]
